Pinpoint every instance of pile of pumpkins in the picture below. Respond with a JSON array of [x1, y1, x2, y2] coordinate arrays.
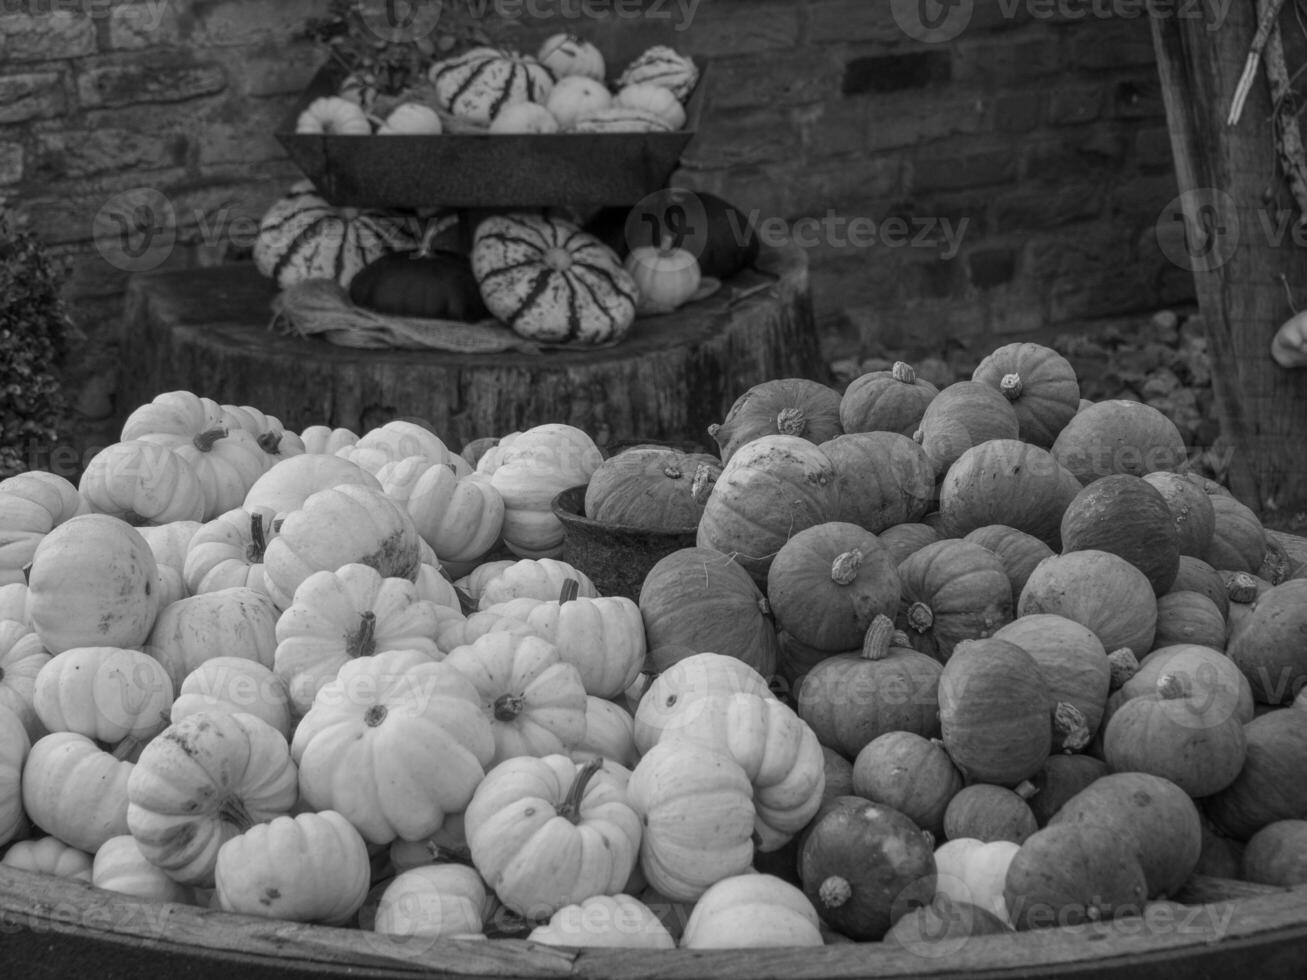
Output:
[[2, 337, 1307, 953], [296, 37, 699, 138]]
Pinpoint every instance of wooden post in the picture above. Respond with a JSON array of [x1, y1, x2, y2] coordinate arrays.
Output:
[[1152, 1, 1307, 528]]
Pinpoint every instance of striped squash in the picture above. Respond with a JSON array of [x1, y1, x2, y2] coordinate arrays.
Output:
[[429, 47, 554, 126], [571, 107, 675, 134], [472, 213, 638, 345], [253, 181, 420, 289], [616, 46, 699, 101]]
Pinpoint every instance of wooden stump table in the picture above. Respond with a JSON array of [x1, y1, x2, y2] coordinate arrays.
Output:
[[118, 244, 823, 449]]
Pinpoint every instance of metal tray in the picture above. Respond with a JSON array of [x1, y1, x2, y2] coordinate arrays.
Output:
[[275, 59, 706, 210]]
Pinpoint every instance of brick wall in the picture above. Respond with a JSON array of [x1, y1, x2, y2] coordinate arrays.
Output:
[[0, 0, 1189, 441]]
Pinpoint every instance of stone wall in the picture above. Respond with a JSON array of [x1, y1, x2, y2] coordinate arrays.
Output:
[[0, 0, 1190, 440]]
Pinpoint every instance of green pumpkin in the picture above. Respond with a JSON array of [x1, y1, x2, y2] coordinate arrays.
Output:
[[348, 247, 488, 322]]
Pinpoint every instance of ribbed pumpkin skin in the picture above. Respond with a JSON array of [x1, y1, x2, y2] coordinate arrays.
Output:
[[943, 784, 1037, 844], [638, 547, 780, 676], [1153, 590, 1227, 650], [697, 435, 838, 584], [617, 46, 700, 100], [1018, 550, 1158, 657], [895, 539, 1014, 663], [1207, 709, 1307, 840], [822, 433, 934, 534], [851, 731, 962, 836], [1204, 494, 1268, 574], [767, 523, 901, 652], [1048, 772, 1202, 898], [938, 440, 1082, 549], [992, 614, 1110, 749], [710, 379, 843, 463], [878, 523, 941, 565], [938, 638, 1052, 786], [1142, 471, 1216, 559], [1050, 399, 1187, 485], [913, 382, 1020, 477], [1170, 555, 1230, 619], [971, 342, 1081, 449], [1228, 580, 1307, 705], [472, 213, 638, 345], [253, 181, 418, 289], [1110, 644, 1254, 732], [797, 798, 936, 941], [1059, 474, 1181, 596], [840, 365, 939, 437], [584, 447, 722, 530], [795, 642, 943, 760], [963, 525, 1054, 600], [431, 47, 554, 124], [1003, 823, 1148, 930]]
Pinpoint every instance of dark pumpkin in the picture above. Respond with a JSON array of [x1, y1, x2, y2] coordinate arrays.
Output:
[[913, 381, 1020, 477], [797, 796, 936, 941], [821, 432, 935, 534], [1050, 399, 1187, 485], [1204, 494, 1268, 574], [348, 247, 489, 321], [583, 446, 722, 530], [1059, 474, 1180, 596], [1026, 753, 1109, 827], [1018, 550, 1158, 657], [1003, 823, 1148, 930], [1242, 820, 1307, 886], [851, 730, 962, 838], [840, 361, 939, 437], [1169, 555, 1230, 619], [878, 522, 941, 566], [709, 378, 843, 463], [1228, 579, 1307, 705], [971, 342, 1081, 449], [1142, 470, 1217, 559], [896, 539, 1015, 663], [963, 525, 1054, 601], [1152, 590, 1227, 651], [942, 782, 1038, 845], [1206, 709, 1307, 841]]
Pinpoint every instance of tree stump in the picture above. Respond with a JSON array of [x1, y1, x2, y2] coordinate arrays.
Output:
[[118, 245, 822, 451]]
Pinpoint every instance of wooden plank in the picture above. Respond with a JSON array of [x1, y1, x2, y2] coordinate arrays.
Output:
[[1151, 3, 1307, 521]]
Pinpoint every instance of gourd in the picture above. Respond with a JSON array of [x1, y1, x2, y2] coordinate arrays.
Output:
[[971, 342, 1080, 448], [1050, 399, 1187, 484], [127, 711, 299, 887], [377, 458, 504, 569], [78, 440, 207, 525], [631, 651, 773, 750], [932, 837, 1021, 922], [617, 189, 760, 280], [1109, 643, 1254, 730], [1242, 820, 1307, 886], [571, 107, 675, 133], [348, 246, 489, 322], [546, 75, 614, 129], [1059, 474, 1181, 595], [489, 101, 560, 134], [697, 435, 839, 584], [215, 810, 370, 925], [430, 47, 554, 125], [639, 548, 781, 676], [1204, 494, 1268, 574], [796, 797, 936, 941], [963, 525, 1054, 600], [682, 873, 823, 949], [840, 361, 939, 436], [242, 453, 380, 519], [571, 695, 639, 770], [465, 755, 640, 919], [272, 563, 444, 716], [221, 405, 305, 464], [0, 702, 29, 845], [942, 783, 1038, 844], [182, 505, 278, 596], [895, 539, 1014, 663], [1228, 579, 1307, 705], [795, 617, 943, 759], [374, 863, 491, 940], [851, 731, 962, 837], [709, 379, 844, 464], [22, 731, 133, 853], [766, 522, 901, 652], [938, 638, 1052, 786], [146, 586, 279, 692], [615, 83, 687, 129], [1170, 555, 1230, 617], [137, 427, 269, 522], [625, 739, 756, 901], [92, 834, 193, 904], [292, 649, 493, 844], [377, 103, 443, 135], [1206, 708, 1307, 841], [528, 894, 675, 949], [1, 836, 91, 879], [295, 96, 371, 135], [617, 46, 700, 100], [472, 557, 598, 610], [583, 446, 721, 530], [1152, 590, 1226, 650], [1018, 550, 1158, 657], [472, 213, 638, 345], [913, 380, 1020, 477], [879, 522, 941, 564], [624, 235, 701, 312], [253, 180, 419, 289], [172, 657, 292, 740], [25, 514, 161, 655], [0, 470, 87, 586], [32, 646, 173, 748], [537, 33, 605, 80], [822, 432, 935, 533], [1026, 754, 1109, 827], [0, 620, 49, 740], [1003, 823, 1148, 930], [1142, 470, 1217, 558], [884, 895, 1011, 949]]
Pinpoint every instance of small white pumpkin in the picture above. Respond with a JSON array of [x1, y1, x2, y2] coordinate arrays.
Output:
[[296, 96, 372, 135], [537, 33, 606, 81], [547, 75, 614, 130], [624, 236, 702, 312], [379, 103, 443, 135], [615, 83, 686, 130]]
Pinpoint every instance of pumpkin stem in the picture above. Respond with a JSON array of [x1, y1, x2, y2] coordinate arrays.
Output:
[[542, 246, 573, 272], [193, 427, 228, 453], [818, 876, 852, 909], [256, 430, 283, 455], [830, 549, 863, 586], [1014, 780, 1038, 801], [1107, 647, 1140, 691], [21, 562, 31, 585], [861, 615, 896, 661], [690, 463, 717, 505], [122, 510, 148, 527], [218, 795, 256, 833], [111, 734, 144, 761], [1052, 701, 1091, 752], [999, 372, 1023, 401], [559, 578, 581, 604], [662, 463, 684, 480], [758, 596, 772, 618], [775, 407, 807, 436], [346, 611, 377, 659], [494, 693, 525, 721], [1157, 672, 1187, 701], [247, 513, 268, 563], [556, 756, 604, 824], [1227, 572, 1260, 604], [364, 704, 388, 727], [906, 601, 934, 633], [892, 361, 917, 384]]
